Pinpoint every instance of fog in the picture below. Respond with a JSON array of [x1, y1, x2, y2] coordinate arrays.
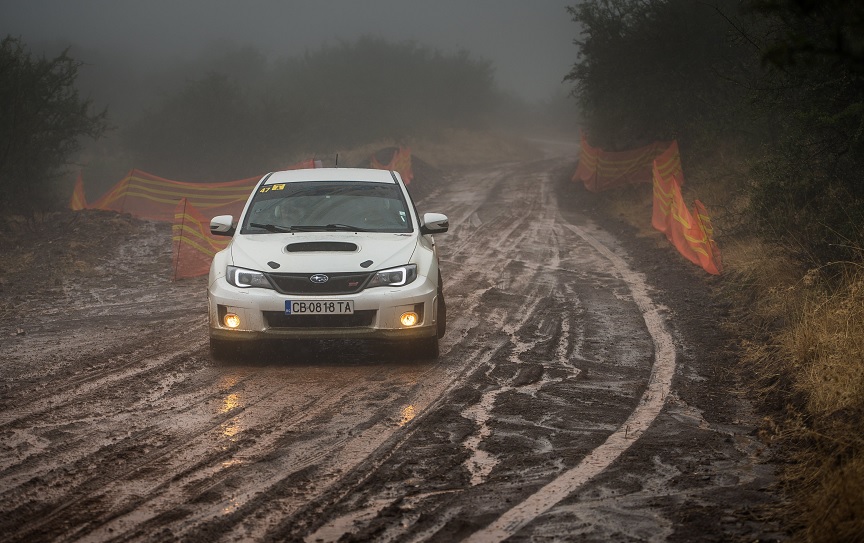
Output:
[[0, 0, 576, 103], [1, 0, 581, 189]]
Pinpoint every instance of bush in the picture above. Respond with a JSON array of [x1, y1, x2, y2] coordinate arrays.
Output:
[[0, 36, 106, 216], [565, 0, 759, 153], [746, 0, 864, 265]]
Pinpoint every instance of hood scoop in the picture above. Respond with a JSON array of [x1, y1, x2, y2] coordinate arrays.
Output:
[[285, 241, 359, 253]]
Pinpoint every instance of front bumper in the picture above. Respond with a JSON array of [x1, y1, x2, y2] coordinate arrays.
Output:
[[208, 275, 439, 342]]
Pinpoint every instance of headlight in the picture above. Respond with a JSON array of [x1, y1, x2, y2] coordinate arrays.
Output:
[[226, 266, 274, 289], [366, 264, 418, 288]]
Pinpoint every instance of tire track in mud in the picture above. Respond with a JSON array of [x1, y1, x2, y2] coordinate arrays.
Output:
[[65, 370, 385, 543], [160, 362, 456, 543], [2, 153, 684, 542], [0, 328, 214, 494], [269, 337, 529, 541], [217, 346, 510, 542], [464, 214, 677, 542], [280, 158, 666, 542], [0, 317, 206, 430], [4, 361, 383, 542], [181, 164, 564, 541], [0, 376, 207, 508], [153, 168, 540, 538]]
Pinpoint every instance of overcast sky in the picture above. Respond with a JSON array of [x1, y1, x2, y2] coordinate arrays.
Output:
[[0, 0, 578, 102]]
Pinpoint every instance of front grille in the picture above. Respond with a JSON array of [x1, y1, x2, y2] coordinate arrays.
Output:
[[266, 272, 372, 294], [264, 310, 377, 328]]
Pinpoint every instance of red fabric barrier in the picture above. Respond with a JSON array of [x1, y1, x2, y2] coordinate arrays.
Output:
[[80, 159, 316, 222], [573, 131, 671, 192], [370, 147, 414, 185], [88, 170, 259, 222], [651, 142, 722, 275], [69, 172, 86, 211], [651, 141, 683, 234], [73, 159, 317, 279]]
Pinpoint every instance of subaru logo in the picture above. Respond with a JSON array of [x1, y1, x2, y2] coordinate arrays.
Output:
[[309, 274, 329, 284]]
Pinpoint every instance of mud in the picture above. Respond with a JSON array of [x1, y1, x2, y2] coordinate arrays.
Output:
[[0, 147, 784, 542]]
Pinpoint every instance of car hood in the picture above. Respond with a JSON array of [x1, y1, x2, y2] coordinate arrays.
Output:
[[228, 232, 419, 274]]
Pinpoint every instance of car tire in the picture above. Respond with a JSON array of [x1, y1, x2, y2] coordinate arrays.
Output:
[[437, 287, 447, 338], [437, 271, 447, 339]]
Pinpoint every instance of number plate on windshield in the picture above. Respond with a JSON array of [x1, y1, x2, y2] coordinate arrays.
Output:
[[285, 300, 354, 315]]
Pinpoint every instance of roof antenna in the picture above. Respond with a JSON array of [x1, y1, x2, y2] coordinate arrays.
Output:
[[335, 153, 339, 167]]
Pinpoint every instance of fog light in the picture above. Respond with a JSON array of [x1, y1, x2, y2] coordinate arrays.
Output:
[[224, 313, 241, 329], [400, 312, 419, 327]]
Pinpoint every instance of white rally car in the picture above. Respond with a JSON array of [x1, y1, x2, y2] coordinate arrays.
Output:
[[207, 168, 448, 361]]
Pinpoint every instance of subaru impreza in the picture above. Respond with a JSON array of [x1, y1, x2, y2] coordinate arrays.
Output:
[[207, 168, 448, 361]]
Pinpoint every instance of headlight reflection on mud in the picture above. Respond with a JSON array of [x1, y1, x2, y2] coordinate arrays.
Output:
[[223, 499, 241, 515], [219, 375, 240, 390], [220, 393, 242, 414], [221, 419, 241, 439], [399, 404, 416, 426], [217, 377, 245, 442]]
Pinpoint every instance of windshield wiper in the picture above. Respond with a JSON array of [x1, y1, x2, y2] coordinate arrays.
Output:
[[249, 222, 293, 233], [325, 223, 368, 232], [290, 223, 368, 232]]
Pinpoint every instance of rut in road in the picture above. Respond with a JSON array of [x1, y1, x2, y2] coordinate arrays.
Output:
[[270, 158, 661, 542], [168, 160, 605, 542]]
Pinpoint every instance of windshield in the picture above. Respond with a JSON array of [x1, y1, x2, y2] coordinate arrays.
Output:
[[240, 181, 413, 234]]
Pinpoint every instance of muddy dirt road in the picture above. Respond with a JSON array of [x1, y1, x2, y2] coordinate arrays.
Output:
[[0, 151, 782, 542]]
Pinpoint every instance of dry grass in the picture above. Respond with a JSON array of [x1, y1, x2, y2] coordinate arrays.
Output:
[[601, 184, 658, 238], [787, 271, 864, 416], [776, 266, 864, 542], [710, 241, 864, 542]]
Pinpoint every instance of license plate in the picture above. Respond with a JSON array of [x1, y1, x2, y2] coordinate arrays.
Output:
[[285, 300, 354, 315]]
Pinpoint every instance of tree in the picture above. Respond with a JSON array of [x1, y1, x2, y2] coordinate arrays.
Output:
[[745, 0, 864, 263], [0, 36, 106, 215], [565, 0, 757, 152]]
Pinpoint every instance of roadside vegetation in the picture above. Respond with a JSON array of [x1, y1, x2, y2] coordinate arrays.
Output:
[[568, 0, 864, 539], [0, 36, 106, 216]]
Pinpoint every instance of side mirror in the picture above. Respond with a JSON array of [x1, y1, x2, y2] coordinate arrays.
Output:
[[420, 212, 449, 235], [210, 215, 236, 236]]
